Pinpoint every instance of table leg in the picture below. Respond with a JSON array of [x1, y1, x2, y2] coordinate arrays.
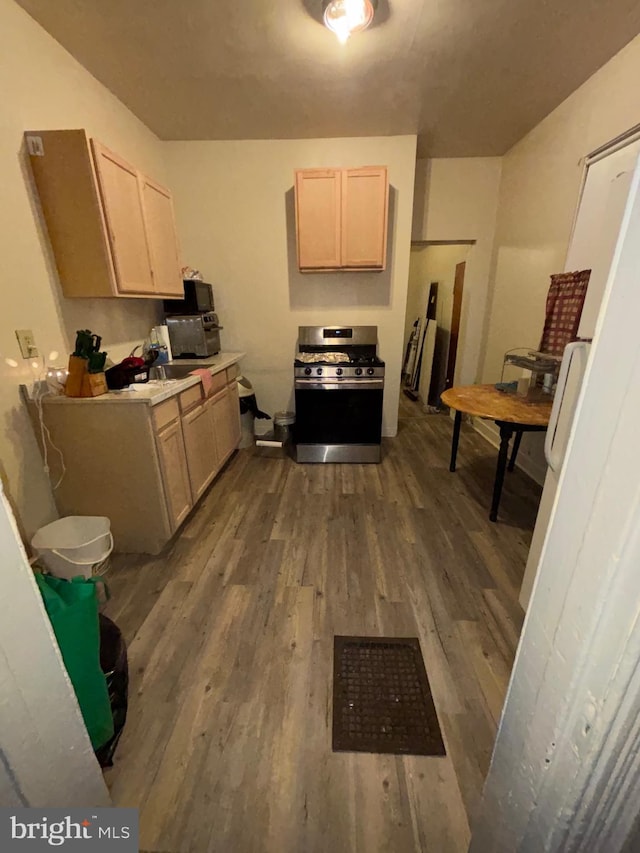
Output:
[[450, 410, 462, 472], [490, 423, 514, 522], [508, 430, 523, 472]]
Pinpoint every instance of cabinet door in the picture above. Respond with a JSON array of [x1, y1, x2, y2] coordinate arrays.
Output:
[[211, 388, 236, 465], [227, 381, 241, 449], [295, 169, 341, 270], [182, 402, 218, 501], [140, 175, 183, 296], [341, 167, 388, 269], [25, 129, 118, 297], [91, 140, 154, 294], [156, 419, 192, 531]]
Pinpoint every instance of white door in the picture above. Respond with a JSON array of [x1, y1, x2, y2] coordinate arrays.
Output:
[[520, 137, 640, 609], [473, 151, 640, 853]]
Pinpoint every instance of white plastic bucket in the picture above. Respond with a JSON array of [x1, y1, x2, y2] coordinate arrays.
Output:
[[31, 516, 113, 580]]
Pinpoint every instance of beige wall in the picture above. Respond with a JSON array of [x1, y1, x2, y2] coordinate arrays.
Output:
[[479, 32, 640, 482], [164, 136, 417, 437], [404, 251, 430, 349], [482, 33, 640, 383], [412, 157, 502, 386], [0, 0, 166, 536]]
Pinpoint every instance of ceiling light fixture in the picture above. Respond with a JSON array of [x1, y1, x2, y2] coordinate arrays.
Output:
[[322, 0, 377, 44]]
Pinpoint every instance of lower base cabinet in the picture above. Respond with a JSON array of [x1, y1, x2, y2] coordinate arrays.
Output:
[[182, 398, 218, 502], [155, 419, 192, 530], [43, 365, 242, 554], [211, 387, 238, 465]]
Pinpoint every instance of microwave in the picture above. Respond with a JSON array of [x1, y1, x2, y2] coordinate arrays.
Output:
[[164, 280, 214, 315]]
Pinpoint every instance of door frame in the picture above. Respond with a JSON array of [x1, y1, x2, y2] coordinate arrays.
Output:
[[470, 153, 640, 851], [402, 243, 473, 409], [444, 260, 466, 390]]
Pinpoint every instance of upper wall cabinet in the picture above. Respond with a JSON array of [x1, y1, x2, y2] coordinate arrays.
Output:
[[25, 129, 183, 299], [139, 174, 184, 297], [295, 169, 342, 270], [295, 166, 388, 272], [91, 140, 155, 295]]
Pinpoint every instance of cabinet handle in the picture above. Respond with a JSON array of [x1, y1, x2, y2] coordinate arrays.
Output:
[[544, 341, 588, 472]]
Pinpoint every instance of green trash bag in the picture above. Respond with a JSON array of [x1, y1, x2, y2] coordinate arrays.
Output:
[[35, 573, 114, 751]]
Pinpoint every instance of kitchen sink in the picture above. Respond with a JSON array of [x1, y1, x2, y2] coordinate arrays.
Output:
[[157, 364, 208, 380]]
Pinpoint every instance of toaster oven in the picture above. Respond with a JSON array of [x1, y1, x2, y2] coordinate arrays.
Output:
[[166, 313, 222, 358]]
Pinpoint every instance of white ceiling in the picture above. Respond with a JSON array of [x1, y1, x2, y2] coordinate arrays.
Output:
[[15, 0, 640, 156]]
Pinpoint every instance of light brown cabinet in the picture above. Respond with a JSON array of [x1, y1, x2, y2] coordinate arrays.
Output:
[[341, 168, 389, 269], [182, 396, 218, 502], [139, 174, 184, 297], [91, 140, 155, 295], [155, 418, 192, 530], [294, 166, 388, 272], [211, 387, 240, 465], [25, 129, 183, 299], [295, 169, 342, 270], [41, 362, 243, 554]]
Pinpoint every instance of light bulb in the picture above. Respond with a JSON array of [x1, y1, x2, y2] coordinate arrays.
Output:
[[334, 19, 351, 43], [323, 0, 375, 43]]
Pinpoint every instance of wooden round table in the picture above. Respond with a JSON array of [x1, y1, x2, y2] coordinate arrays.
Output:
[[441, 384, 552, 522]]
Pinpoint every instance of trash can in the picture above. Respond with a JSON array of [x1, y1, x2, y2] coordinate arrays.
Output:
[[237, 375, 270, 448], [31, 516, 113, 580], [273, 411, 295, 444], [95, 613, 129, 768]]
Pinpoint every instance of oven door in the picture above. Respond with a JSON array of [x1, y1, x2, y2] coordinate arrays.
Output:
[[294, 382, 383, 445]]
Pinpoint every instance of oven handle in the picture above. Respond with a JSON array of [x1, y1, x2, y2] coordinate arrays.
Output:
[[295, 379, 384, 391]]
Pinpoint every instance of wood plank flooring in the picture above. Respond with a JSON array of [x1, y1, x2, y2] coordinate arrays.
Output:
[[103, 407, 541, 853]]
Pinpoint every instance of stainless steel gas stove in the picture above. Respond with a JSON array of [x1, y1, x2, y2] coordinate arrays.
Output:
[[294, 325, 384, 463]]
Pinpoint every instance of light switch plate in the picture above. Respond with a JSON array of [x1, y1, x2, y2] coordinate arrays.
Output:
[[15, 329, 38, 359], [26, 135, 44, 156]]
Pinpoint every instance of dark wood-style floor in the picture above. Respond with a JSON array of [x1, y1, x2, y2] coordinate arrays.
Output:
[[103, 404, 541, 852]]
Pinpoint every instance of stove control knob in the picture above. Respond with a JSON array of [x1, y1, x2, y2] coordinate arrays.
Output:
[[316, 367, 323, 376], [367, 367, 375, 376], [355, 367, 363, 376], [304, 367, 312, 375], [336, 368, 343, 376]]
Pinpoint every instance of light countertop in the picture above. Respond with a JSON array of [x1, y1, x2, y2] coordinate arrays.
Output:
[[45, 352, 245, 406]]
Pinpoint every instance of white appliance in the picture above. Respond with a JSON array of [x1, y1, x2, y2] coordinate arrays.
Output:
[[520, 135, 640, 609]]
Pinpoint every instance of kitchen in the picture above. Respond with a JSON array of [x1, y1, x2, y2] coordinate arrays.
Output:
[[3, 0, 640, 850]]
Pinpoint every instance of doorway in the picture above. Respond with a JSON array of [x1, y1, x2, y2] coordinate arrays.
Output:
[[400, 243, 471, 417]]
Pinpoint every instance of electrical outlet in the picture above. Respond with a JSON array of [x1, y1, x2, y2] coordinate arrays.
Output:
[[15, 329, 39, 359]]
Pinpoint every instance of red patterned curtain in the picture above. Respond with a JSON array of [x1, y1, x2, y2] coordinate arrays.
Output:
[[539, 270, 591, 356]]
